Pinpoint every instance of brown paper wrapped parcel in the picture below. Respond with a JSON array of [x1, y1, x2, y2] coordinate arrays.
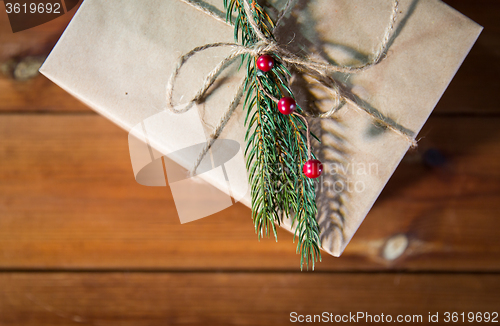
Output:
[[40, 0, 482, 257]]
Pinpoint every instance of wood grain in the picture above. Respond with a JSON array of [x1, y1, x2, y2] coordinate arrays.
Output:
[[0, 114, 498, 271], [0, 74, 90, 113], [0, 272, 499, 326], [438, 0, 500, 115], [0, 1, 89, 113], [0, 1, 79, 61]]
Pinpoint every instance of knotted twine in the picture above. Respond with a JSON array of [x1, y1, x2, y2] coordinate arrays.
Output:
[[165, 0, 417, 175]]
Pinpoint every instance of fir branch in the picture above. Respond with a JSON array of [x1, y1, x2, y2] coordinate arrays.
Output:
[[225, 0, 321, 269]]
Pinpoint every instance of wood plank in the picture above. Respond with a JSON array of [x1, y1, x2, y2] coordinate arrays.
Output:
[[438, 0, 500, 115], [0, 272, 499, 326], [0, 1, 498, 114], [0, 1, 80, 61], [0, 1, 89, 113], [0, 75, 91, 113], [0, 115, 498, 271]]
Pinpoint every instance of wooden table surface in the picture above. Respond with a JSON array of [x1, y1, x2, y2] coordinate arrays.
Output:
[[0, 1, 499, 325]]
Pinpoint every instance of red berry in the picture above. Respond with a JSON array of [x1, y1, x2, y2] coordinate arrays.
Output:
[[303, 159, 323, 178], [278, 97, 296, 115], [256, 54, 274, 72]]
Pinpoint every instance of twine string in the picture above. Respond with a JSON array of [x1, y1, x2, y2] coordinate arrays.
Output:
[[273, 0, 297, 33], [167, 0, 412, 175], [241, 0, 268, 42], [190, 80, 246, 173]]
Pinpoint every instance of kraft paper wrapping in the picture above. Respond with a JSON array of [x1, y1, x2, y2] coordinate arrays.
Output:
[[40, 0, 482, 257]]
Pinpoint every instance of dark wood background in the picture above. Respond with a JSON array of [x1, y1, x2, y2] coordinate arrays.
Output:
[[0, 1, 499, 325]]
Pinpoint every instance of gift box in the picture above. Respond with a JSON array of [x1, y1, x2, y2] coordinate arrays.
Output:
[[40, 0, 482, 258]]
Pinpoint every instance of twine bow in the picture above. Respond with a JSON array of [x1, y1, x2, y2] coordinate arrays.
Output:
[[166, 0, 416, 175]]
